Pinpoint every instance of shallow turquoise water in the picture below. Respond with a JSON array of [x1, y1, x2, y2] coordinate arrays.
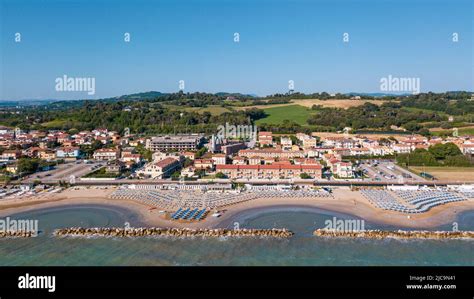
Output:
[[0, 205, 473, 266]]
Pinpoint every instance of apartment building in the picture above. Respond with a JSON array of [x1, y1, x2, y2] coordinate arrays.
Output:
[[145, 135, 203, 152]]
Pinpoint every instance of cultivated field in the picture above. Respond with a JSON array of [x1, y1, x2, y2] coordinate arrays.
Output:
[[291, 99, 391, 109], [236, 98, 393, 111], [408, 166, 474, 181]]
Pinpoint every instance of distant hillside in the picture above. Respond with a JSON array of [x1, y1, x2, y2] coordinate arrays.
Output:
[[111, 91, 167, 101], [215, 92, 256, 98]]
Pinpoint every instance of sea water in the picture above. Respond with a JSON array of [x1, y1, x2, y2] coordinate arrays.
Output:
[[0, 205, 473, 266]]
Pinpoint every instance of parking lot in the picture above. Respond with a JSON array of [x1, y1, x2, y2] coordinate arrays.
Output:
[[357, 160, 426, 183], [23, 160, 103, 184]]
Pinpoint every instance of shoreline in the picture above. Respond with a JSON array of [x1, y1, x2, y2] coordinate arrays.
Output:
[[0, 188, 473, 230]]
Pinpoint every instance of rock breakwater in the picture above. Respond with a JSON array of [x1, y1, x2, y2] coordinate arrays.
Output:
[[0, 231, 36, 238], [54, 227, 294, 238], [314, 229, 474, 239]]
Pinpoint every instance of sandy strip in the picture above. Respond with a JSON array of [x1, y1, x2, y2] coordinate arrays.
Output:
[[0, 187, 473, 229]]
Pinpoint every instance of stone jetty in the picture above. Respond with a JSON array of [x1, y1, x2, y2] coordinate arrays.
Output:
[[0, 231, 36, 238], [313, 229, 474, 240], [54, 227, 294, 238]]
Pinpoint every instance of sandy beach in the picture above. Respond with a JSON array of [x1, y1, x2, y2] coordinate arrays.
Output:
[[0, 187, 473, 229], [209, 189, 474, 229]]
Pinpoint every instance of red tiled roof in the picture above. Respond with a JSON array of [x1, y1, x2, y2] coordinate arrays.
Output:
[[217, 164, 322, 171], [154, 157, 179, 167]]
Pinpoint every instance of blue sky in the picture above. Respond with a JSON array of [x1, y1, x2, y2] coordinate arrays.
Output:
[[0, 0, 473, 100]]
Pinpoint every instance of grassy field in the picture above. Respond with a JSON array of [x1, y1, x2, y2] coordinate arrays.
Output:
[[402, 107, 448, 116], [255, 105, 313, 126], [429, 126, 474, 136], [408, 166, 474, 181], [41, 119, 69, 128]]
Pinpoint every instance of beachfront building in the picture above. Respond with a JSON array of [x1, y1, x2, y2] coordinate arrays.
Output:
[[152, 151, 184, 163], [93, 148, 120, 161], [145, 134, 203, 152], [56, 147, 81, 159], [333, 162, 354, 178], [216, 164, 322, 180], [141, 157, 180, 179]]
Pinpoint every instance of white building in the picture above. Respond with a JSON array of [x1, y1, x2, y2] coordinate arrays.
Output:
[[280, 136, 293, 150], [140, 157, 180, 179], [333, 162, 354, 178], [93, 148, 120, 161]]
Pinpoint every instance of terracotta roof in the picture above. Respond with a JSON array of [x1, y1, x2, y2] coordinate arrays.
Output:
[[217, 164, 322, 170], [154, 157, 179, 167]]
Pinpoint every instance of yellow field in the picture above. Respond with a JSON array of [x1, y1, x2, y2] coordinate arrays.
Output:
[[236, 98, 394, 111], [409, 166, 474, 181]]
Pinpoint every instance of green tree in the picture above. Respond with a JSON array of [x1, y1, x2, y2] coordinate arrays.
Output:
[[300, 172, 311, 179], [444, 155, 472, 167], [195, 147, 208, 158], [428, 143, 462, 160], [17, 158, 40, 174], [171, 170, 181, 180], [396, 149, 438, 166], [215, 172, 227, 179]]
